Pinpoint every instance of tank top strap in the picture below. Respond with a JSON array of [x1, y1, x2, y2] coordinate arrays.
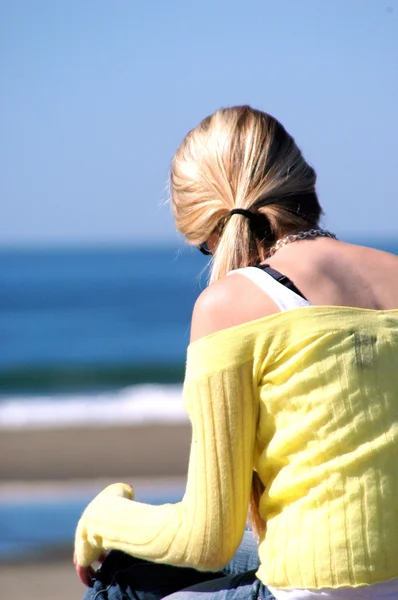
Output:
[[228, 266, 312, 312]]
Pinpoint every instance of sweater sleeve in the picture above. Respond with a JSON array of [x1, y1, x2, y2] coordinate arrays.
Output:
[[74, 357, 258, 572]]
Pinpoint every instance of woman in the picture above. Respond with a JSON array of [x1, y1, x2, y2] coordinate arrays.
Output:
[[74, 106, 398, 599]]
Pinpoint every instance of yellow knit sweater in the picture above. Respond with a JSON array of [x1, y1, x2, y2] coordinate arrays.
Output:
[[74, 306, 398, 589]]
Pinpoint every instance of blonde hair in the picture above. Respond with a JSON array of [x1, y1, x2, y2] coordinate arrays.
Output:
[[171, 105, 322, 283], [170, 106, 322, 535]]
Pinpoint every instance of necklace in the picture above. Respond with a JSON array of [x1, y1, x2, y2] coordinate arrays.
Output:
[[266, 228, 337, 258]]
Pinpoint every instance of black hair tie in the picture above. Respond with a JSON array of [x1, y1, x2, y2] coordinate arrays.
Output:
[[229, 208, 273, 241], [229, 208, 255, 220]]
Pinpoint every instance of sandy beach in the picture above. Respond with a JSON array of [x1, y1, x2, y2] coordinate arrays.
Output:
[[0, 422, 191, 480], [0, 422, 191, 600], [0, 558, 84, 600]]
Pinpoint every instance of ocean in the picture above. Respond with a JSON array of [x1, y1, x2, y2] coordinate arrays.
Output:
[[0, 239, 395, 560], [0, 246, 208, 395]]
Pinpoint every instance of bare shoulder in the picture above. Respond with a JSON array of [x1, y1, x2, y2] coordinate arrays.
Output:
[[190, 272, 278, 343], [190, 277, 237, 343]]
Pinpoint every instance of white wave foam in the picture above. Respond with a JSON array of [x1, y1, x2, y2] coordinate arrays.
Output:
[[0, 384, 188, 430]]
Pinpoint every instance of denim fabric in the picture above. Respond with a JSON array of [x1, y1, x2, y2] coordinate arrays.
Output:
[[222, 530, 260, 576], [82, 531, 275, 600]]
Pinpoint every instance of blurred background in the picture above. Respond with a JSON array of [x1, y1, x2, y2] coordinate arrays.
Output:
[[0, 1, 397, 598]]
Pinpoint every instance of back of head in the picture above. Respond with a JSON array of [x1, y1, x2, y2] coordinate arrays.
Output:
[[170, 105, 322, 281]]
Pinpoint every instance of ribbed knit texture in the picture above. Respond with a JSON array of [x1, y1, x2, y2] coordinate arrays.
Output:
[[75, 306, 398, 589], [74, 357, 258, 571]]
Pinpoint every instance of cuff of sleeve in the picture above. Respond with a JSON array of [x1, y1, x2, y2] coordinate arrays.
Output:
[[74, 482, 134, 566], [74, 521, 103, 567]]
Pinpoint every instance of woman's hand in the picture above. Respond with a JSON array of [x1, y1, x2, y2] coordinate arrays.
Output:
[[74, 482, 134, 586], [74, 550, 107, 586]]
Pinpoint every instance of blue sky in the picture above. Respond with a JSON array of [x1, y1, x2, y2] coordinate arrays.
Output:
[[0, 0, 397, 246]]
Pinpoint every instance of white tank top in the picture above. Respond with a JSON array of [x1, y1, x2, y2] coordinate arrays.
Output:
[[228, 266, 312, 311], [229, 266, 398, 600]]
